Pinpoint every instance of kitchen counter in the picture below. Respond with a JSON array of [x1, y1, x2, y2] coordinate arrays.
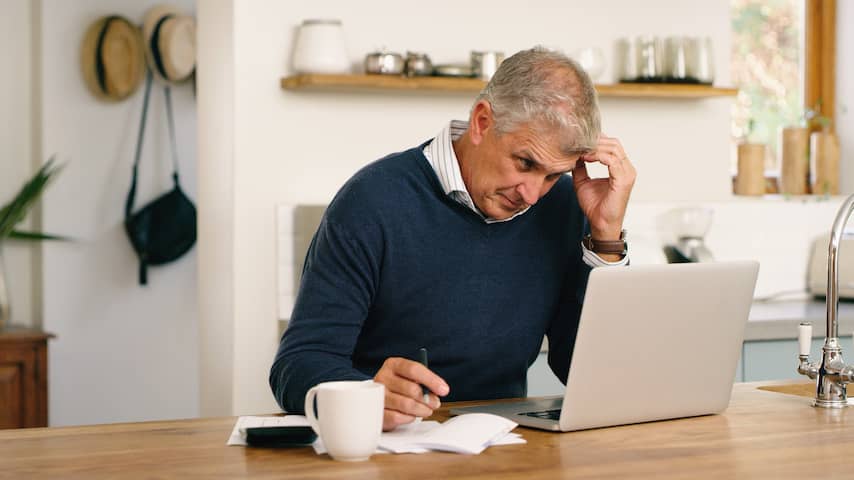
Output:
[[746, 298, 854, 341], [2, 381, 852, 479]]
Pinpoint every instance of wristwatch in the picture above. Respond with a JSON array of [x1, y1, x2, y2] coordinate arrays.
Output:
[[582, 230, 628, 256]]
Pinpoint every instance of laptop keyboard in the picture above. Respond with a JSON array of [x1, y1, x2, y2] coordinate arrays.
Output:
[[521, 408, 561, 420]]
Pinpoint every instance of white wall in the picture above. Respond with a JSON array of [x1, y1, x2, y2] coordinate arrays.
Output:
[[0, 0, 36, 329], [244, 0, 734, 204], [196, 0, 235, 418], [40, 0, 199, 426], [197, 0, 734, 416]]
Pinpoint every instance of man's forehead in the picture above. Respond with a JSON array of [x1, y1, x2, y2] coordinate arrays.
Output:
[[504, 126, 579, 158]]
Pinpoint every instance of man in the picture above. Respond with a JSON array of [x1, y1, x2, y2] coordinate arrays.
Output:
[[270, 46, 636, 431]]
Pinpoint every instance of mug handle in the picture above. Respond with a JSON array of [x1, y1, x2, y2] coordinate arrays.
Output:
[[304, 385, 321, 436]]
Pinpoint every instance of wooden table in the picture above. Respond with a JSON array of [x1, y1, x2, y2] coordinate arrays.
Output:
[[0, 381, 851, 479]]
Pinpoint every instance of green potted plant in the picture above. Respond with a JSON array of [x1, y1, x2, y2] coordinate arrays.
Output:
[[0, 158, 64, 329]]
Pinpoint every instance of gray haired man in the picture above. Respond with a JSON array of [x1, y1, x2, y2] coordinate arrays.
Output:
[[270, 46, 637, 431]]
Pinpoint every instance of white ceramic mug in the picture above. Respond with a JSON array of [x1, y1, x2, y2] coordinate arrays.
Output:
[[304, 380, 384, 461]]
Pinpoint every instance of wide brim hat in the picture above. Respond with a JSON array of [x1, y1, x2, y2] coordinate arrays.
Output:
[[142, 5, 197, 84], [81, 15, 145, 101]]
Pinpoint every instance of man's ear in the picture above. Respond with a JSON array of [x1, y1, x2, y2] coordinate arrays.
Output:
[[468, 100, 494, 146]]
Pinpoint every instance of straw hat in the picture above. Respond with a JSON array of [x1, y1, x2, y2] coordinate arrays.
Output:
[[81, 15, 145, 101], [142, 5, 197, 84]]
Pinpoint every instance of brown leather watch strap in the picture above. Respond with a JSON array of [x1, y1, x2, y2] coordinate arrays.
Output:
[[582, 230, 628, 255]]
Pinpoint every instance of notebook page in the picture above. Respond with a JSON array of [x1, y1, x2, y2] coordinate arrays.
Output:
[[415, 413, 518, 454], [376, 421, 440, 453]]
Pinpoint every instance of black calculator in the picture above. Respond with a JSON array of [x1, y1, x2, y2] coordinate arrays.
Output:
[[244, 426, 317, 448]]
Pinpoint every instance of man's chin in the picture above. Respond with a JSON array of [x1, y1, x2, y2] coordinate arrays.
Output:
[[487, 205, 520, 221], [478, 197, 522, 221]]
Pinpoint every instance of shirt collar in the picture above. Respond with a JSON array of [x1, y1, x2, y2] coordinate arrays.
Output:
[[424, 120, 469, 197], [423, 120, 530, 223]]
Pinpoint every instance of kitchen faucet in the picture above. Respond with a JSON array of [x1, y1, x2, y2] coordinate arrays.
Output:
[[798, 193, 854, 408]]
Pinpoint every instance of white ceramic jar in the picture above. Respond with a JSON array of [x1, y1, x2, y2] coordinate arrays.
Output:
[[291, 19, 350, 74]]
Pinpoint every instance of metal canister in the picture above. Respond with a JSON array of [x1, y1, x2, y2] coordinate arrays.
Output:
[[471, 51, 504, 81], [404, 52, 433, 77]]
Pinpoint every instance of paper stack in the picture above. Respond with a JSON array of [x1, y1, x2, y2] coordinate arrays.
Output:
[[228, 413, 524, 455]]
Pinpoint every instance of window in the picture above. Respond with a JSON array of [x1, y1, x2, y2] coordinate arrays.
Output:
[[731, 0, 805, 170], [730, 0, 836, 174]]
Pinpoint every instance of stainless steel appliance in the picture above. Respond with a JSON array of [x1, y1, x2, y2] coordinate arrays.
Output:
[[808, 233, 854, 299], [660, 207, 715, 263]]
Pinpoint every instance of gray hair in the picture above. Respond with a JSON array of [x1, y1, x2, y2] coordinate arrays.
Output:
[[474, 46, 601, 155]]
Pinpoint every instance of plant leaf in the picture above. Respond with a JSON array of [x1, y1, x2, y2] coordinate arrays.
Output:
[[0, 156, 64, 240], [8, 230, 69, 241]]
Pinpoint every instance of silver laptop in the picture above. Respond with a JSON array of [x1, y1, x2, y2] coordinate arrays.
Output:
[[450, 261, 759, 431]]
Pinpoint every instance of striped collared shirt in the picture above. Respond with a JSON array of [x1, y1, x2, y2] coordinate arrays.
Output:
[[422, 120, 628, 268]]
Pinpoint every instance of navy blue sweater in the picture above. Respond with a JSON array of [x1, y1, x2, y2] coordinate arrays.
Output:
[[270, 146, 591, 413]]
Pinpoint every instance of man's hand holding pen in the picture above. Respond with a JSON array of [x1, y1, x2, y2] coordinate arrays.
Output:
[[373, 350, 449, 431]]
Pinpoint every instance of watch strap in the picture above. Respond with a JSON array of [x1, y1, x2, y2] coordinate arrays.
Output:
[[582, 230, 627, 255]]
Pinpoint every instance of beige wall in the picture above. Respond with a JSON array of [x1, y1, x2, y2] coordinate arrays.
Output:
[[197, 0, 236, 418], [0, 0, 36, 329], [39, 0, 200, 426]]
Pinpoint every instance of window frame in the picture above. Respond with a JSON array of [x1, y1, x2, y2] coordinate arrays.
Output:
[[805, 0, 836, 130]]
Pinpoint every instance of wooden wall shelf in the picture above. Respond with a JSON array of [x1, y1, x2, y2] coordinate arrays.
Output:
[[280, 74, 739, 98]]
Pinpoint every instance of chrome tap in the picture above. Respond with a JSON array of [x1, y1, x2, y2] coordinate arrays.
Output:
[[797, 193, 854, 408]]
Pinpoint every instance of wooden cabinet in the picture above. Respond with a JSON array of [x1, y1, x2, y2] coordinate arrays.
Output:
[[0, 328, 53, 428]]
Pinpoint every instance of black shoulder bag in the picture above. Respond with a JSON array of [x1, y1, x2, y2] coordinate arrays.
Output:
[[124, 71, 197, 285]]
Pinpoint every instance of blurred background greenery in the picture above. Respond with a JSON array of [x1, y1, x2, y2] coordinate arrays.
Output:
[[731, 0, 804, 171]]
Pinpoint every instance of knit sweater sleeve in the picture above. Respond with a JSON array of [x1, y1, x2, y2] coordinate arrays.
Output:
[[545, 200, 592, 385], [268, 207, 382, 413], [546, 258, 591, 384]]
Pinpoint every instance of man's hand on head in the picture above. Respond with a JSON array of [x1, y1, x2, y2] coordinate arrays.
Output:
[[373, 357, 450, 431], [572, 134, 637, 242]]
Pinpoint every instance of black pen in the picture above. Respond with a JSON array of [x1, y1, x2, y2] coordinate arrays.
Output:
[[418, 347, 429, 403], [414, 347, 429, 425]]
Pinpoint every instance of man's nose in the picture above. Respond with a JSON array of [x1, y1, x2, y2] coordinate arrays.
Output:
[[516, 177, 545, 206]]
